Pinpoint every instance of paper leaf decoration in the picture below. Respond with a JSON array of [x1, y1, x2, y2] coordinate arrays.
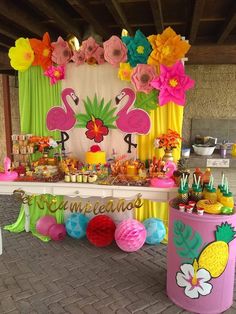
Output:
[[134, 90, 158, 112], [75, 95, 117, 129], [173, 220, 202, 263]]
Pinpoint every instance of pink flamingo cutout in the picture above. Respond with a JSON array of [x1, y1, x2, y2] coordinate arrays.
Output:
[[115, 87, 151, 134], [150, 161, 177, 188], [46, 87, 79, 131]]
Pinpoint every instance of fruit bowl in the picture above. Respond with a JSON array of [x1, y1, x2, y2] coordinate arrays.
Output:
[[192, 145, 216, 156]]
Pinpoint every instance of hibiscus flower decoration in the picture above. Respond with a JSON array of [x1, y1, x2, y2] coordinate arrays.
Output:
[[44, 65, 65, 85], [8, 38, 34, 72], [51, 36, 72, 65], [118, 62, 133, 81], [151, 61, 195, 106], [131, 64, 157, 93], [147, 27, 190, 70], [122, 29, 152, 67], [92, 46, 105, 65], [81, 37, 99, 59], [176, 260, 213, 299], [72, 49, 86, 65], [85, 117, 109, 143], [103, 35, 127, 67], [29, 32, 52, 71]]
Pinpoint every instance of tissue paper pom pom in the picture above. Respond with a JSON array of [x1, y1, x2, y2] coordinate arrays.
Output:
[[65, 213, 90, 239], [36, 215, 57, 236], [143, 218, 166, 244], [115, 219, 147, 252], [86, 215, 116, 247], [48, 224, 67, 241]]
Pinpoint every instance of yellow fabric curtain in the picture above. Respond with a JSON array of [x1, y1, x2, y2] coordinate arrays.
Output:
[[135, 102, 183, 243]]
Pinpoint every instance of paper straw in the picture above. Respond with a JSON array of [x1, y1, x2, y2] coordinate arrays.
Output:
[[197, 176, 201, 188], [221, 173, 225, 186], [193, 173, 197, 185], [180, 177, 183, 190]]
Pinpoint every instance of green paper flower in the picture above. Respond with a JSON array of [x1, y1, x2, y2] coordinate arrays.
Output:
[[122, 29, 152, 67]]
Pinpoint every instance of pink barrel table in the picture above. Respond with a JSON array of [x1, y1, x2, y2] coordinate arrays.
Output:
[[167, 203, 236, 314]]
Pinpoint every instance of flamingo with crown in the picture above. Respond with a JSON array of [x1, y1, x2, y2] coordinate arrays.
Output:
[[115, 87, 151, 134], [46, 87, 79, 131]]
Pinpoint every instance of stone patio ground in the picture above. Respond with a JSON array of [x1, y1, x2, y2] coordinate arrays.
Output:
[[0, 195, 235, 314]]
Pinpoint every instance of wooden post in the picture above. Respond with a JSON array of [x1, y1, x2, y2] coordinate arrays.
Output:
[[2, 75, 12, 157]]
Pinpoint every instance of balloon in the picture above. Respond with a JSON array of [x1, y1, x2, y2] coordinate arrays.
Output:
[[36, 215, 57, 236], [143, 218, 166, 245], [115, 219, 146, 252], [86, 215, 116, 247], [48, 224, 66, 241], [65, 213, 89, 239]]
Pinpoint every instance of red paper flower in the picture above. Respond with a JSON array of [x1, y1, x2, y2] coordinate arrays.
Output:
[[29, 32, 53, 71], [85, 118, 109, 143]]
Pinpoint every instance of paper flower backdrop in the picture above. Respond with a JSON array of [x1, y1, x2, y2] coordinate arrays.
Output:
[[151, 61, 195, 106], [8, 26, 194, 109]]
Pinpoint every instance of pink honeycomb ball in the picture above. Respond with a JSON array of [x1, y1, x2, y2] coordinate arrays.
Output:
[[36, 215, 57, 236], [115, 219, 147, 252]]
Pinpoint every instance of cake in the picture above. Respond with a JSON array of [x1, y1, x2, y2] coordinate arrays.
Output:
[[85, 145, 106, 165]]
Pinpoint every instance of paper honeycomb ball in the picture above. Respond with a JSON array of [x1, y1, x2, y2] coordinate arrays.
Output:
[[65, 213, 90, 239], [115, 219, 147, 252], [48, 224, 67, 241], [143, 218, 166, 245], [36, 215, 57, 236], [86, 215, 116, 247]]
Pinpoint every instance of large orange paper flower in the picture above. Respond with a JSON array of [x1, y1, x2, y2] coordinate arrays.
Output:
[[147, 27, 190, 69], [30, 32, 52, 71]]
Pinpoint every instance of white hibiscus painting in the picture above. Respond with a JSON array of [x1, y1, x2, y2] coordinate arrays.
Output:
[[176, 260, 213, 299]]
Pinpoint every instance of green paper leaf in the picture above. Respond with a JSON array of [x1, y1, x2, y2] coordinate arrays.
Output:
[[173, 220, 203, 263], [134, 90, 158, 113]]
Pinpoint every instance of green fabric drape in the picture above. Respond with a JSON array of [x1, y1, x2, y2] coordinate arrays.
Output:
[[4, 196, 64, 242], [19, 66, 61, 138], [5, 66, 64, 241]]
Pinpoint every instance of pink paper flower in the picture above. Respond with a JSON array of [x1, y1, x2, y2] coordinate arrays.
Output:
[[44, 65, 65, 85], [103, 36, 127, 67], [81, 37, 99, 59], [151, 61, 195, 106], [93, 46, 105, 64], [131, 64, 157, 93], [72, 50, 85, 65], [51, 36, 72, 65]]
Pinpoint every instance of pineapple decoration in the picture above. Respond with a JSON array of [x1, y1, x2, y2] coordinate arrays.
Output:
[[173, 158, 190, 186], [198, 222, 236, 278], [75, 94, 117, 143]]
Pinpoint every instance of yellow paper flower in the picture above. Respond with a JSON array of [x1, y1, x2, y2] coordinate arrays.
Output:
[[8, 38, 34, 71], [118, 62, 133, 81], [147, 27, 190, 68]]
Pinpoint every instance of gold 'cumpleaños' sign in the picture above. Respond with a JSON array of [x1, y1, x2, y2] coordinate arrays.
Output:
[[13, 189, 143, 215]]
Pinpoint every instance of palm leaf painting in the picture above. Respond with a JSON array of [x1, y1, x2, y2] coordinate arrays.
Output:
[[75, 94, 117, 129], [173, 220, 203, 263]]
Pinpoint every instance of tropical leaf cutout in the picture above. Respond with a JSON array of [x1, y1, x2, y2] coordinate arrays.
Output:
[[134, 90, 158, 112], [173, 220, 203, 263], [75, 94, 117, 128]]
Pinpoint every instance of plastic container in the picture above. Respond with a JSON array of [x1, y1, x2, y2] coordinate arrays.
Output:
[[204, 187, 217, 202], [231, 144, 236, 157], [216, 184, 224, 201], [167, 202, 236, 314]]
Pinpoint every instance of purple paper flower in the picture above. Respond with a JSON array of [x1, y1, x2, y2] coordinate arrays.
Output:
[[151, 61, 195, 106]]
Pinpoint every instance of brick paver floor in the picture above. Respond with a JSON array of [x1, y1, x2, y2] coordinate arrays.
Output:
[[0, 195, 235, 314]]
